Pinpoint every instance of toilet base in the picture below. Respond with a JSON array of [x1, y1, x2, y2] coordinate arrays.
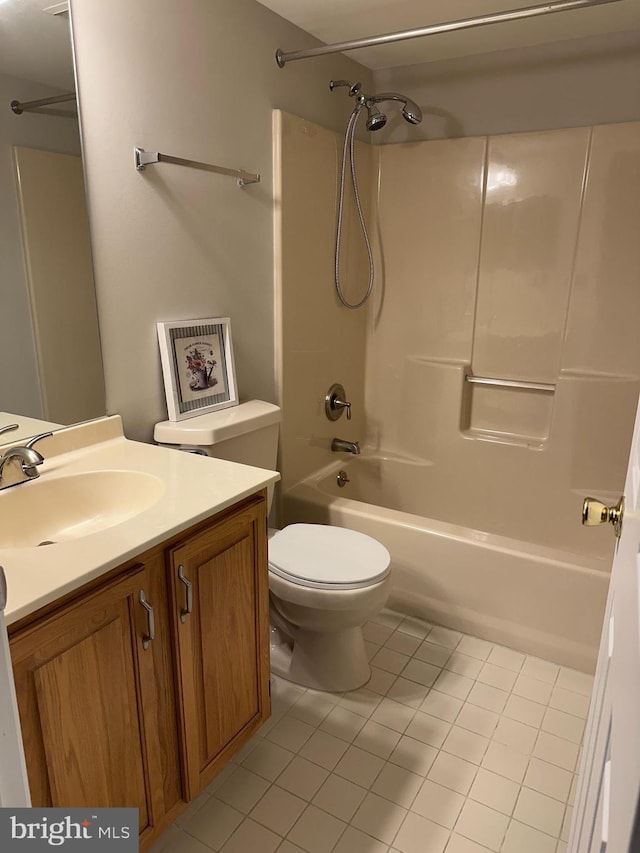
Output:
[[270, 623, 371, 693]]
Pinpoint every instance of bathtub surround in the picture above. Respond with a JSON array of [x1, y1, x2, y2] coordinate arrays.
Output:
[[150, 609, 586, 853], [274, 110, 373, 491], [275, 113, 640, 668], [368, 121, 640, 475]]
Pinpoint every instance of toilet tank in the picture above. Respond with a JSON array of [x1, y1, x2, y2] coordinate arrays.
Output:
[[154, 400, 281, 470]]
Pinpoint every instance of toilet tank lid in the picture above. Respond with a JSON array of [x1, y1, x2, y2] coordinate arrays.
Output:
[[154, 400, 281, 446]]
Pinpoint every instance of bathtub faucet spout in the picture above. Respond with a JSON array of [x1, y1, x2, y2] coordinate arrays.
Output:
[[331, 438, 361, 455]]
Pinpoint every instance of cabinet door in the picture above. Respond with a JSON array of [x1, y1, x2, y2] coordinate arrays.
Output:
[[170, 496, 270, 797], [10, 562, 179, 843]]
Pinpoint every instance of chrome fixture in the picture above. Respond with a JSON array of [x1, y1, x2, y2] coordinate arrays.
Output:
[[138, 590, 156, 650], [276, 0, 622, 67], [331, 438, 361, 455], [134, 148, 260, 188], [0, 424, 19, 439], [465, 374, 555, 393], [11, 92, 76, 115], [0, 432, 52, 490], [336, 470, 350, 488], [0, 448, 44, 490], [330, 80, 422, 309], [325, 383, 352, 421], [582, 495, 625, 538], [177, 565, 193, 623], [329, 80, 423, 133]]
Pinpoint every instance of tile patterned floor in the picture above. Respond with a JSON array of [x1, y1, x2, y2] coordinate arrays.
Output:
[[151, 610, 593, 853]]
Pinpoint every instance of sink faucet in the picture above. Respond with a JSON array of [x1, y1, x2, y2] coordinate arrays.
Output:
[[0, 432, 52, 491], [331, 437, 361, 455]]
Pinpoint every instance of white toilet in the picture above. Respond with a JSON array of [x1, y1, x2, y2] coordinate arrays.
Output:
[[154, 400, 391, 692]]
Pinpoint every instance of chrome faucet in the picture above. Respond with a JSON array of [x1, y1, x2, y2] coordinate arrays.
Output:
[[0, 432, 52, 490], [331, 437, 361, 455]]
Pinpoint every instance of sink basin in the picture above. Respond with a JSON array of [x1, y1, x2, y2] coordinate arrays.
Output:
[[0, 470, 165, 548]]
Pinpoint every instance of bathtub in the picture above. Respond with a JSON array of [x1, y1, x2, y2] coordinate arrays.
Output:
[[282, 454, 612, 672]]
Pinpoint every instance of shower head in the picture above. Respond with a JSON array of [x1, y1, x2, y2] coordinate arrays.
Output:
[[365, 105, 387, 132], [330, 81, 422, 131], [401, 98, 423, 125], [370, 92, 423, 126]]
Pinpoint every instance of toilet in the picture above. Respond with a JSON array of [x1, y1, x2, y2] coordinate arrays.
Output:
[[154, 400, 391, 692]]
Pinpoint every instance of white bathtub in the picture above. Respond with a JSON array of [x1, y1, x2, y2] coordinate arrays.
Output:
[[282, 455, 612, 672]]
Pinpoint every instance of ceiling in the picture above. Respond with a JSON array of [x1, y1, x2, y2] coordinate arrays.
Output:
[[1, 0, 638, 89], [0, 0, 74, 90], [258, 0, 640, 69]]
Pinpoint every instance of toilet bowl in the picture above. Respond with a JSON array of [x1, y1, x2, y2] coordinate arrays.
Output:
[[268, 523, 391, 692], [154, 400, 392, 692]]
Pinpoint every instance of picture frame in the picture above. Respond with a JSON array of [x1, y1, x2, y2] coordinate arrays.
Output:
[[157, 318, 238, 421]]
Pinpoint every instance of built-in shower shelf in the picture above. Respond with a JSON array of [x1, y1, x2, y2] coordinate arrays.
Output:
[[462, 372, 555, 446]]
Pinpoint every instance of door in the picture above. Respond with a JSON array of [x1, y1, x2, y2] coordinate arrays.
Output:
[[569, 396, 640, 852], [170, 496, 270, 798]]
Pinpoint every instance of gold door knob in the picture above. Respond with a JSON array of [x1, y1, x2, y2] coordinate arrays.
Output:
[[582, 496, 625, 538]]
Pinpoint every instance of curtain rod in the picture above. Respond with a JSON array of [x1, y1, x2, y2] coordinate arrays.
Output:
[[11, 93, 76, 114], [275, 0, 622, 67]]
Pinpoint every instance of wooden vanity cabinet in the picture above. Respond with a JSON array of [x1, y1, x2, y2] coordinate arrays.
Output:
[[9, 553, 182, 847], [169, 493, 270, 798], [9, 491, 270, 849]]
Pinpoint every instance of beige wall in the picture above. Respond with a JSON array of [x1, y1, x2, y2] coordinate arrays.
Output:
[[373, 30, 640, 143], [0, 73, 82, 419], [70, 0, 372, 442]]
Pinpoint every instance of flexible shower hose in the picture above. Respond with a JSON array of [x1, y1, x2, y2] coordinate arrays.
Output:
[[334, 104, 375, 309]]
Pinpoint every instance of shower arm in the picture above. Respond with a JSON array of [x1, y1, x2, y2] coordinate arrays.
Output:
[[368, 93, 409, 108], [276, 0, 622, 66], [370, 93, 403, 103]]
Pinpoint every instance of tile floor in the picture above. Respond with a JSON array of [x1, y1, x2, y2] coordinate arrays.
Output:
[[151, 610, 593, 853]]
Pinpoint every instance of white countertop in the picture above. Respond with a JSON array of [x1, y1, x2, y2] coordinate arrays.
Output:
[[1, 416, 279, 625]]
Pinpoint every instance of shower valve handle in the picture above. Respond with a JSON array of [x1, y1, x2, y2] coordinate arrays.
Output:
[[335, 399, 351, 420], [325, 383, 352, 421]]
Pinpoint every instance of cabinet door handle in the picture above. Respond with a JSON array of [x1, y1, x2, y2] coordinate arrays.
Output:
[[138, 590, 155, 649], [177, 565, 193, 623]]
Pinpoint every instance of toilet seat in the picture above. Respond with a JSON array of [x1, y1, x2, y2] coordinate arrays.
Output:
[[269, 524, 391, 591]]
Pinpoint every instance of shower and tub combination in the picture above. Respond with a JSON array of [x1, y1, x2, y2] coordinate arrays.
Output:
[[274, 90, 640, 674]]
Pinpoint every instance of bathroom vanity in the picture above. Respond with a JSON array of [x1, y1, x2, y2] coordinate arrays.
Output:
[[1, 416, 278, 849]]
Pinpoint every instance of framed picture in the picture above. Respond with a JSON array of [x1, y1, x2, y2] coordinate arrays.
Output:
[[157, 318, 238, 421]]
